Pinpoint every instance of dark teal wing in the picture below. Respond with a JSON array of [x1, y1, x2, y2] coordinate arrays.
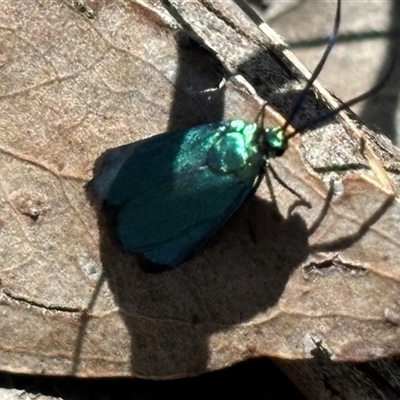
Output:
[[92, 122, 258, 267]]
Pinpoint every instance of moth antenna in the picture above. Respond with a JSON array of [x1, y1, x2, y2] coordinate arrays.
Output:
[[290, 54, 397, 136], [281, 0, 341, 134], [255, 101, 268, 126]]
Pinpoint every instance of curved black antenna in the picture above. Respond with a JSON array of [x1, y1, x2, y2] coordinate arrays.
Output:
[[289, 55, 397, 136], [281, 0, 341, 133]]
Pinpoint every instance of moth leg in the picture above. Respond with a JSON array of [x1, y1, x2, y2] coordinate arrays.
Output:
[[266, 173, 335, 237], [267, 163, 311, 216], [307, 179, 335, 236]]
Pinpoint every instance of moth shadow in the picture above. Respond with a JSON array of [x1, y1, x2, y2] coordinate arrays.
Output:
[[81, 36, 324, 377], [81, 18, 352, 378], [82, 32, 395, 378], [86, 162, 310, 377]]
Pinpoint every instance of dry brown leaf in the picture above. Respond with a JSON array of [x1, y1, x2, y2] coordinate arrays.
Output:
[[0, 0, 400, 379]]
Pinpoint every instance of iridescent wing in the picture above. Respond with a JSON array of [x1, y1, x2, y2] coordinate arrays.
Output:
[[91, 122, 260, 268]]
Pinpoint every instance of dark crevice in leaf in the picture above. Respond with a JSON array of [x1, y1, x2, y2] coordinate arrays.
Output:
[[2, 289, 82, 313], [313, 164, 368, 174]]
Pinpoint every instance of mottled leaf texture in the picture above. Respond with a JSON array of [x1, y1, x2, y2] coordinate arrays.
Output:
[[1, 0, 400, 386]]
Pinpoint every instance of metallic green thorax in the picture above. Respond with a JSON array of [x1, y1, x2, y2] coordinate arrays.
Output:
[[206, 120, 262, 178], [205, 120, 287, 179]]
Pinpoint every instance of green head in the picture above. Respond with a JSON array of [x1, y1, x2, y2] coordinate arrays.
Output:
[[263, 126, 288, 157]]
